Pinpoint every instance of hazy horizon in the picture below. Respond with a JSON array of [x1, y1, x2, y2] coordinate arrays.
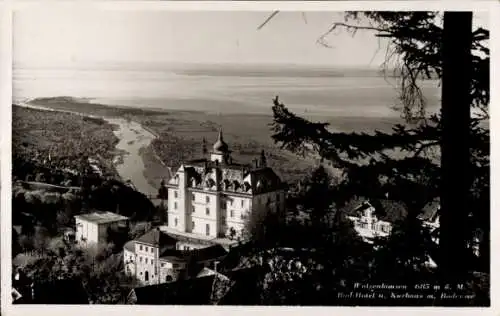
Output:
[[13, 11, 393, 68]]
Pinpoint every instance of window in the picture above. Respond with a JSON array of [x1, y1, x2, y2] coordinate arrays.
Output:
[[230, 200, 233, 206], [206, 207, 210, 215], [145, 271, 149, 282], [161, 263, 165, 268], [230, 210, 234, 218], [145, 246, 148, 252], [166, 275, 173, 282], [192, 221, 195, 229], [174, 191, 178, 198], [174, 218, 178, 226], [145, 258, 148, 264], [140, 245, 143, 251], [151, 260, 154, 266], [151, 248, 154, 253], [139, 256, 143, 262], [192, 206, 195, 213], [206, 196, 210, 203], [192, 194, 195, 201], [174, 202, 178, 210], [206, 224, 210, 236], [241, 200, 244, 207]]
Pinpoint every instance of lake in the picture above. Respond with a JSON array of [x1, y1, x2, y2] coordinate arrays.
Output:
[[13, 63, 441, 118]]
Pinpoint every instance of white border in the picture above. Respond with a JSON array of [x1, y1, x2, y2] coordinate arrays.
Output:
[[0, 3, 13, 315], [1, 1, 498, 316]]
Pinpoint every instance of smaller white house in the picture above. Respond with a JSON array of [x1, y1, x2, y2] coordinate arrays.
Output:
[[74, 211, 129, 246], [347, 201, 392, 243]]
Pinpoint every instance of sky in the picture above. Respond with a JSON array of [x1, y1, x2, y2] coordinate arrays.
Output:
[[13, 9, 489, 68]]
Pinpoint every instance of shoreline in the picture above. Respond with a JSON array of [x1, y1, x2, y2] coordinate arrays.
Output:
[[14, 102, 166, 195]]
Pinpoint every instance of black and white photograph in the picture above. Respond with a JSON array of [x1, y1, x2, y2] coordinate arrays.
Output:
[[9, 5, 491, 308]]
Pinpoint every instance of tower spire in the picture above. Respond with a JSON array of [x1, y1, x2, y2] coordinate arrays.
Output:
[[217, 128, 224, 143], [212, 128, 229, 154]]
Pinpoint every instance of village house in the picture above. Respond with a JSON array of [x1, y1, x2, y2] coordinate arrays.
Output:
[[347, 201, 393, 243], [164, 129, 286, 246], [123, 228, 228, 286], [74, 211, 129, 246]]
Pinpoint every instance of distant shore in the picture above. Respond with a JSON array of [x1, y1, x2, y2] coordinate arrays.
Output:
[[18, 96, 413, 184]]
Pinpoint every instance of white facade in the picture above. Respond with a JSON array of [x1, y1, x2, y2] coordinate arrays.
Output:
[[124, 243, 136, 277], [166, 130, 285, 241], [74, 211, 129, 246], [134, 242, 160, 285], [347, 202, 392, 243]]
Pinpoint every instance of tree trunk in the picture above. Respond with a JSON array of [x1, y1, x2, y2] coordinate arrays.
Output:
[[440, 12, 473, 279]]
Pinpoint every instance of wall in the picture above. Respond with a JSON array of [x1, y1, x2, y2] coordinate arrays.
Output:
[[168, 187, 181, 230], [158, 259, 186, 284], [134, 242, 160, 285], [225, 194, 252, 237], [176, 241, 207, 250], [123, 248, 136, 277], [191, 191, 218, 238], [75, 219, 99, 245]]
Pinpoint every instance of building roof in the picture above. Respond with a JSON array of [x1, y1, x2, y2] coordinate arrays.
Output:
[[124, 240, 135, 252], [128, 275, 216, 305], [353, 201, 374, 214], [185, 158, 250, 171], [158, 245, 228, 263], [158, 226, 238, 248], [135, 229, 178, 247], [196, 267, 220, 278], [418, 198, 440, 222], [74, 211, 129, 224], [159, 249, 186, 262], [186, 244, 228, 262], [349, 199, 407, 223], [167, 128, 283, 195], [212, 129, 229, 154]]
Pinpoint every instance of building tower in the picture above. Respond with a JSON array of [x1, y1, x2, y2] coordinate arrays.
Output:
[[210, 129, 231, 164]]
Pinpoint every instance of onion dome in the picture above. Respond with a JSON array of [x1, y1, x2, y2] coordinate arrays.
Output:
[[213, 129, 229, 154]]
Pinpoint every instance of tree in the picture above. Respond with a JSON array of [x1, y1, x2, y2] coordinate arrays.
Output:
[[259, 11, 489, 305]]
